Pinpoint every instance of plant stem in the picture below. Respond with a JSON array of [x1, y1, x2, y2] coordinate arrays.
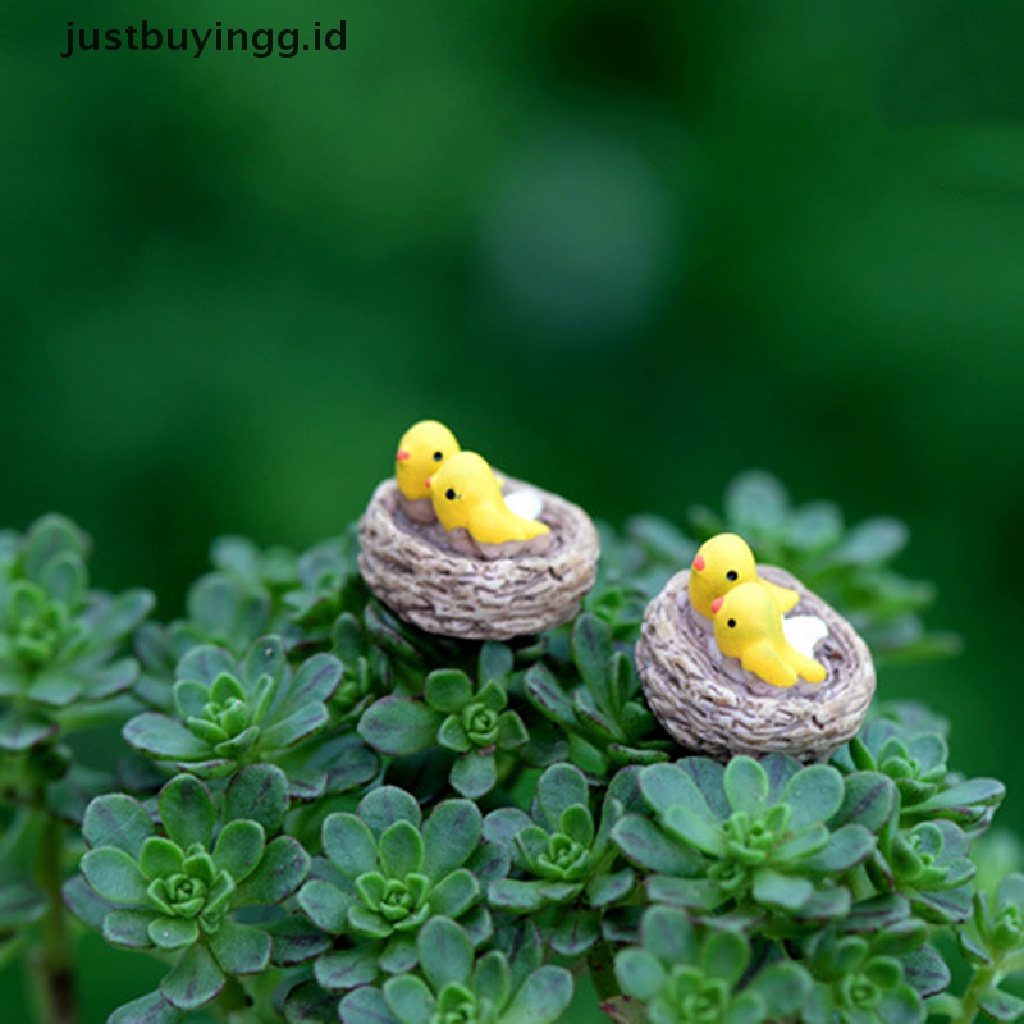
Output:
[[954, 964, 997, 1024], [30, 812, 76, 1024]]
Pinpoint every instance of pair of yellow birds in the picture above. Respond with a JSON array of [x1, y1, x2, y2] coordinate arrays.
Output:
[[393, 420, 824, 689], [395, 421, 549, 544], [689, 533, 827, 688]]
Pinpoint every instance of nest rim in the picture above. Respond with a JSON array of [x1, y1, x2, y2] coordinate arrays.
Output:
[[357, 476, 600, 641], [637, 565, 876, 762]]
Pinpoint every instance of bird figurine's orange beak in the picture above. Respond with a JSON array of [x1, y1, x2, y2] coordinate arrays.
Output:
[[692, 554, 705, 572], [425, 476, 432, 489], [711, 597, 724, 614], [396, 450, 411, 462]]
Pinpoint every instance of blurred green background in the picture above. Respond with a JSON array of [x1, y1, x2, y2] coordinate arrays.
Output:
[[4, 0, 1024, 1018]]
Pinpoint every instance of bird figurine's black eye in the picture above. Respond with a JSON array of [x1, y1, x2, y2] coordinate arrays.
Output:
[[433, 451, 444, 462], [726, 570, 738, 581], [445, 488, 456, 500], [727, 618, 737, 628]]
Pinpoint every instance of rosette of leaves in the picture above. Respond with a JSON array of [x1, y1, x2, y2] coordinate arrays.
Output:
[[612, 904, 811, 1024], [613, 755, 890, 922], [957, 873, 1024, 1022], [866, 815, 976, 924], [359, 644, 528, 798], [689, 469, 960, 663], [524, 613, 670, 777], [338, 916, 574, 1024], [329, 611, 387, 724], [124, 637, 341, 789], [801, 929, 927, 1024], [0, 514, 152, 757], [297, 785, 506, 992], [485, 763, 637, 956], [834, 716, 1005, 837], [74, 771, 310, 1014]]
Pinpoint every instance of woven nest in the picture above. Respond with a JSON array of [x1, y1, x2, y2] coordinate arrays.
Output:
[[357, 477, 600, 640], [637, 565, 875, 763]]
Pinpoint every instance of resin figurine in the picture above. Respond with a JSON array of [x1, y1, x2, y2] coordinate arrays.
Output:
[[689, 532, 798, 619], [712, 582, 827, 688], [395, 419, 461, 524], [430, 451, 550, 547], [636, 533, 875, 762], [358, 422, 599, 640]]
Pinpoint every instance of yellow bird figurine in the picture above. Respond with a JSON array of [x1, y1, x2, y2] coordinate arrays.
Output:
[[689, 533, 799, 620], [429, 451, 550, 545], [396, 420, 461, 501], [712, 582, 827, 688]]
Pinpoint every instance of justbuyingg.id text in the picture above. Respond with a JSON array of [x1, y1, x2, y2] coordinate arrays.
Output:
[[59, 20, 347, 59]]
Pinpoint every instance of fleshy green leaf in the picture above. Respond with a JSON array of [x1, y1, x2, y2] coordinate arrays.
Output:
[[324, 814, 378, 877], [425, 669, 473, 714], [160, 940, 225, 1011], [147, 917, 199, 950], [451, 752, 496, 798], [724, 757, 769, 816], [224, 764, 289, 833], [298, 880, 351, 935], [233, 836, 309, 906], [502, 966, 574, 1024], [81, 848, 149, 904], [207, 918, 272, 975], [419, 916, 473, 991], [780, 766, 844, 830], [109, 991, 181, 1024], [612, 814, 704, 875], [125, 715, 212, 759], [379, 821, 424, 879], [358, 697, 440, 757], [615, 949, 666, 1001], [340, 986, 398, 1024], [358, 786, 422, 837], [83, 794, 154, 856], [536, 764, 590, 830], [158, 775, 216, 849], [423, 801, 482, 879], [212, 820, 265, 882], [315, 948, 380, 992]]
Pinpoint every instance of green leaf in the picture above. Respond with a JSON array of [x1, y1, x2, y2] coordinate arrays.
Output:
[[502, 966, 574, 1024], [451, 751, 496, 798], [474, 950, 511, 1012], [801, 825, 875, 873], [383, 975, 434, 1024], [83, 794, 154, 856], [422, 801, 482, 879], [834, 517, 908, 564], [315, 948, 380, 992], [780, 766, 844, 830], [358, 697, 440, 756], [489, 879, 546, 913], [647, 875, 723, 912], [751, 869, 813, 910], [324, 814, 378, 877], [425, 669, 473, 714], [573, 613, 614, 697], [81, 848, 149, 904], [212, 820, 265, 882], [109, 991, 181, 1024], [139, 837, 184, 880], [358, 786, 422, 836], [641, 905, 699, 963], [269, 916, 331, 967], [612, 814, 703, 875], [158, 775, 216, 849], [724, 757, 769, 816], [831, 772, 897, 832], [978, 989, 1024, 1022], [587, 868, 635, 908], [340, 986, 398, 1024], [207, 918, 271, 975], [224, 764, 289, 833], [561, 804, 595, 848], [875, 985, 926, 1024], [284, 979, 339, 1022], [103, 909, 158, 948], [428, 869, 479, 919], [663, 806, 725, 856], [438, 716, 471, 752], [548, 907, 599, 955], [291, 652, 343, 705], [379, 821, 424, 879], [524, 664, 575, 728], [496, 711, 529, 750], [641, 763, 715, 821], [702, 929, 750, 985], [537, 764, 589, 830], [0, 711, 58, 751], [747, 962, 811, 1017], [261, 704, 330, 750], [233, 836, 309, 906], [901, 945, 952, 998], [298, 880, 351, 935], [419, 916, 473, 991], [147, 916, 199, 950], [615, 949, 666, 1001], [160, 940, 225, 1011], [725, 471, 788, 535]]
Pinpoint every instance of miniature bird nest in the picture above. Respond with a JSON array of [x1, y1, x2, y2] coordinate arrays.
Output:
[[358, 477, 600, 640], [636, 565, 875, 763]]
